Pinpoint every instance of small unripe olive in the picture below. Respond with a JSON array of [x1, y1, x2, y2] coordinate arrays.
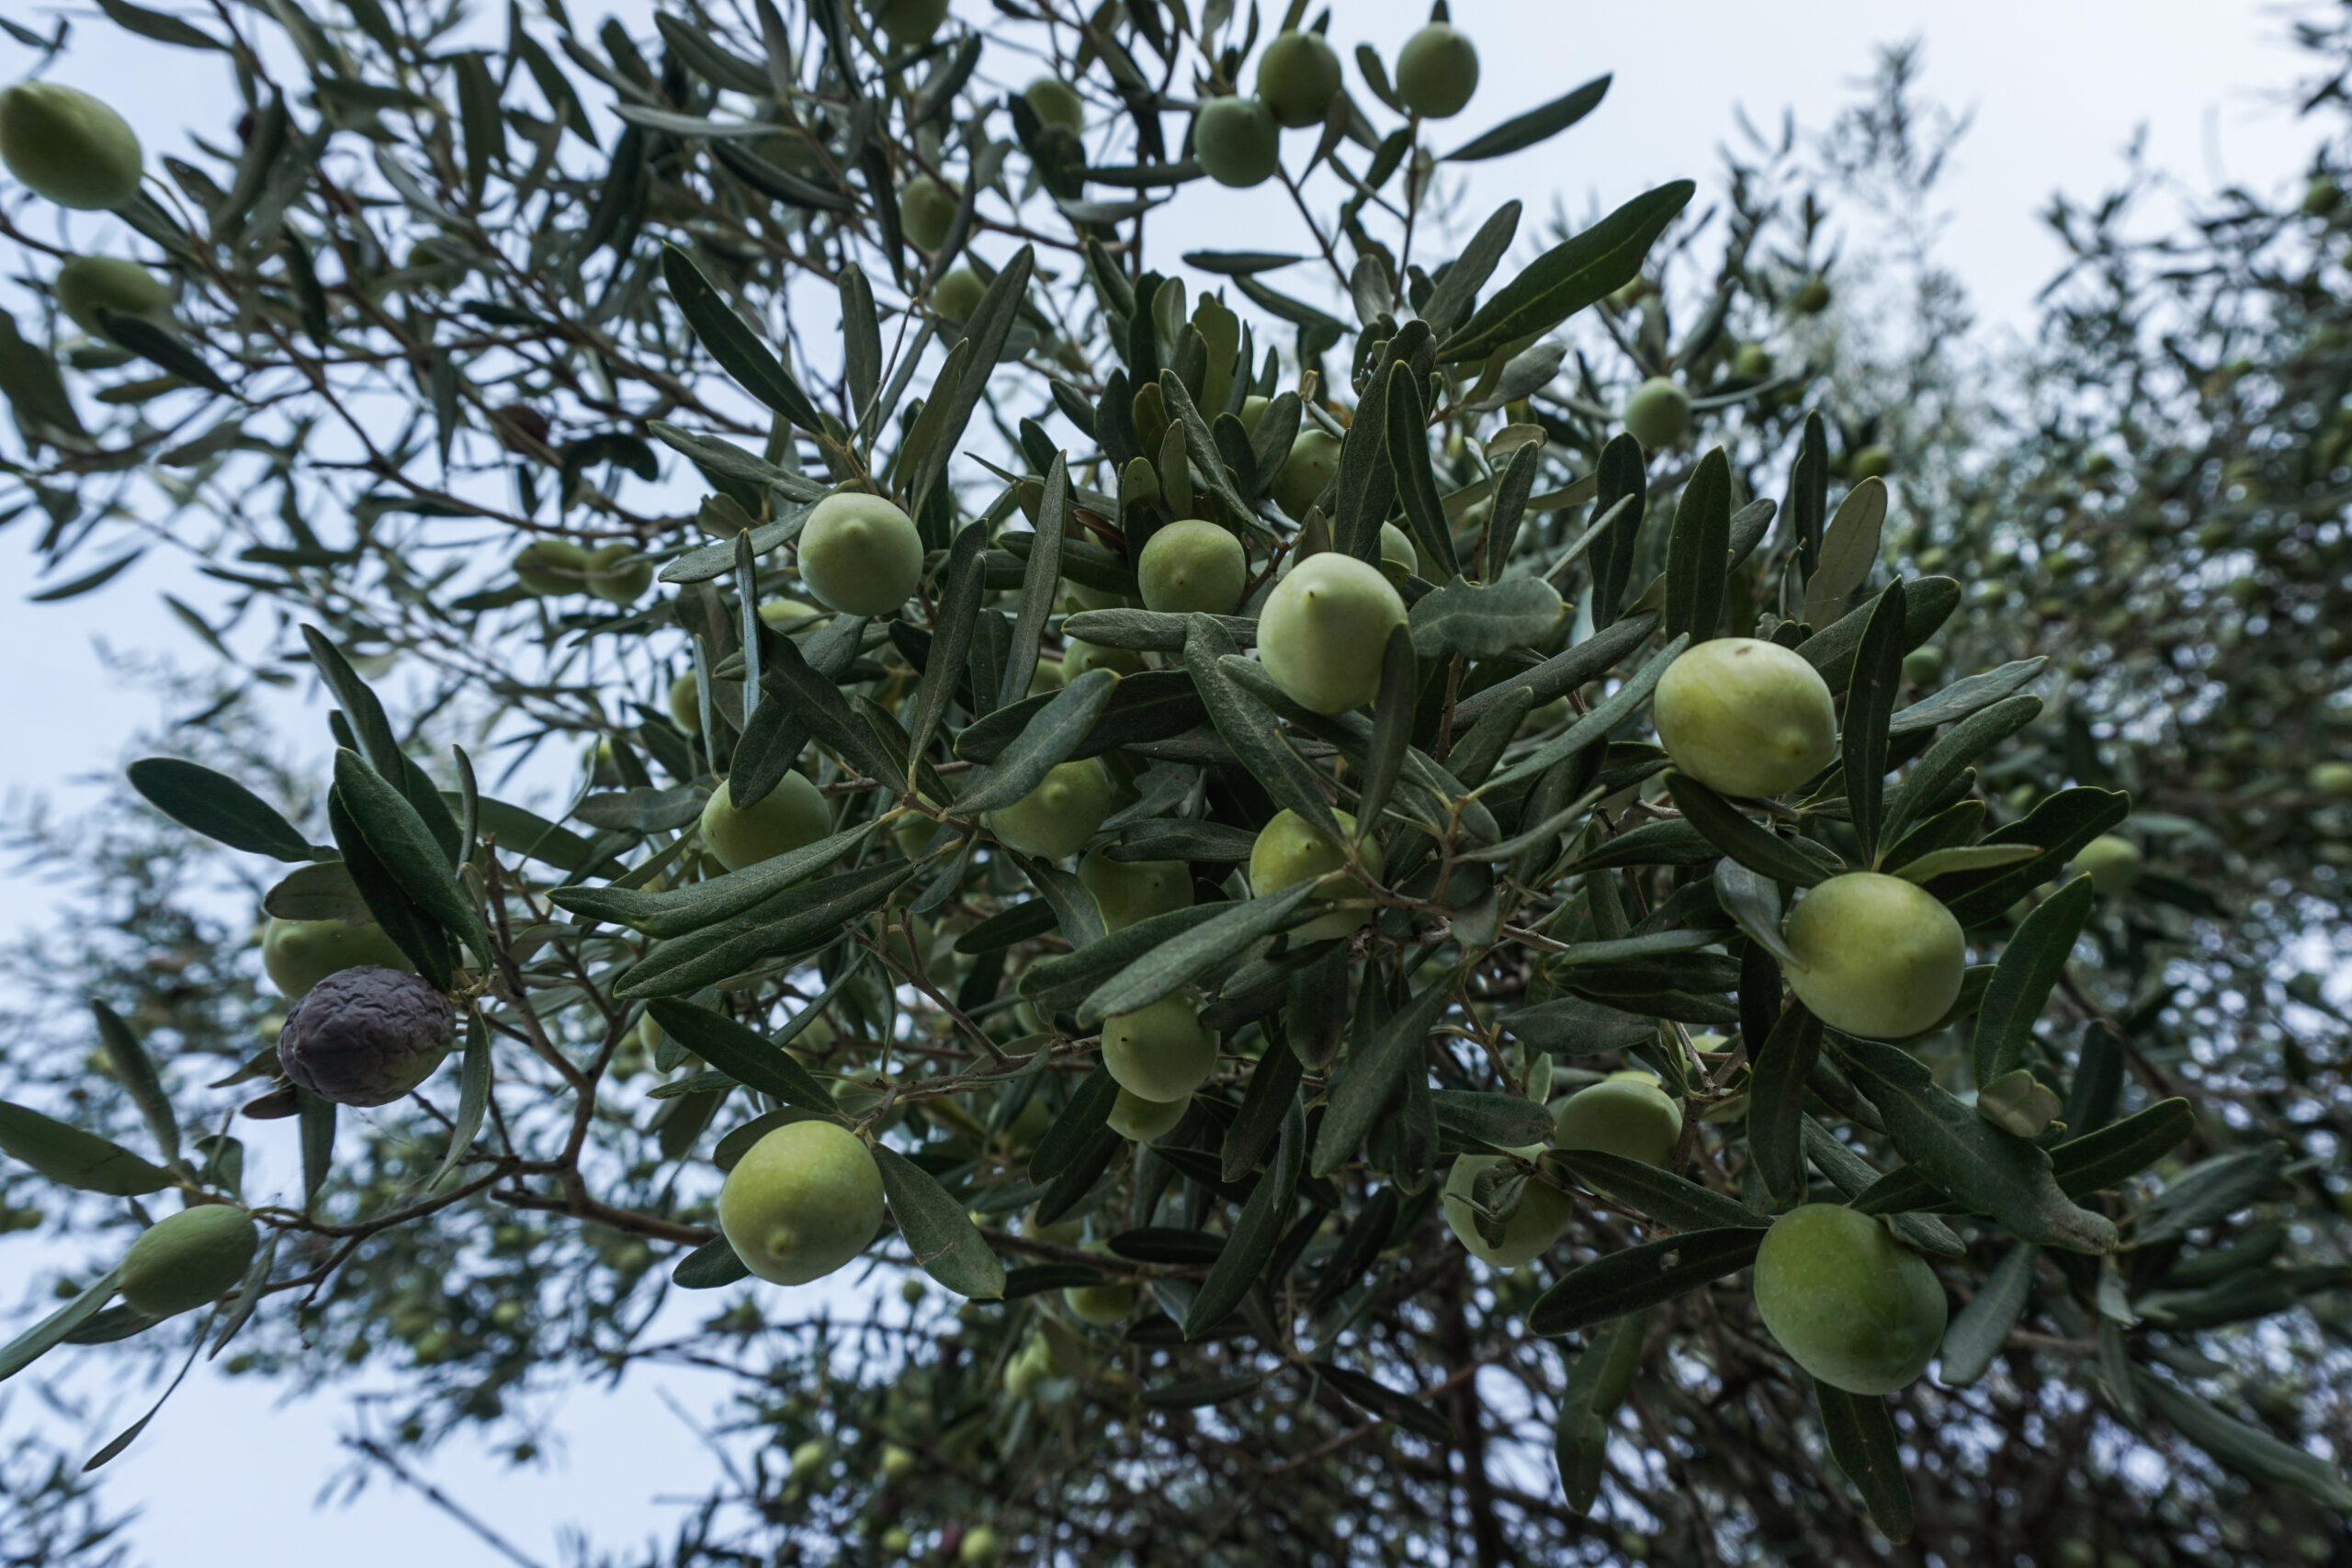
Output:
[[1062, 638, 1146, 679], [1622, 377, 1692, 449], [988, 758, 1112, 860], [1137, 518, 1248, 615], [789, 1438, 826, 1479], [1023, 76, 1085, 134], [798, 491, 924, 616], [53, 255, 169, 337], [866, 0, 950, 48], [2069, 835, 2142, 896], [119, 1204, 258, 1317], [1106, 1086, 1188, 1142], [1078, 850, 1193, 931], [1792, 276, 1832, 314], [582, 542, 651, 605], [759, 596, 829, 631], [1254, 30, 1343, 129], [1257, 552, 1408, 713], [513, 537, 590, 595], [1751, 1203, 1946, 1394], [2310, 761, 2352, 796], [1193, 96, 1279, 188], [1781, 873, 1967, 1040], [1442, 1152, 1574, 1269], [1238, 394, 1271, 434], [0, 83, 142, 210], [934, 266, 987, 321], [1850, 445, 1894, 480], [959, 1524, 1003, 1564], [1063, 1276, 1138, 1324], [1732, 342, 1773, 379], [262, 914, 413, 1000], [1378, 521, 1419, 577], [1652, 637, 1838, 798], [1902, 645, 1944, 688], [718, 1120, 885, 1286], [700, 773, 832, 872], [668, 671, 706, 736], [880, 1443, 917, 1482], [1550, 1074, 1682, 1168], [1247, 807, 1384, 941], [1101, 992, 1216, 1103], [1271, 427, 1340, 516], [898, 174, 959, 251], [1393, 23, 1480, 119], [2303, 175, 2343, 217], [1029, 656, 1066, 694]]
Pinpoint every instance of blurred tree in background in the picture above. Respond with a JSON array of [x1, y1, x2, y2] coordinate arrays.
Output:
[[0, 1, 2346, 1565]]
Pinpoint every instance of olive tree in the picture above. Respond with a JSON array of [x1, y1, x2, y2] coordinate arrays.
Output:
[[0, 2, 2346, 1565]]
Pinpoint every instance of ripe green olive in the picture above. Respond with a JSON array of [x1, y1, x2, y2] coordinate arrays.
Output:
[[958, 1524, 1003, 1564], [898, 174, 959, 251], [1393, 23, 1480, 119], [1732, 342, 1773, 380], [1062, 638, 1145, 679], [1622, 377, 1692, 449], [2069, 835, 2142, 895], [1023, 76, 1084, 135], [717, 1120, 886, 1286], [700, 773, 832, 872], [0, 83, 142, 210], [52, 255, 169, 337], [1550, 1074, 1683, 1168], [262, 914, 413, 1000], [1652, 637, 1838, 799], [1258, 552, 1408, 714], [1100, 992, 1216, 1103], [934, 265, 987, 321], [866, 0, 950, 48], [797, 491, 924, 616], [1193, 96, 1280, 188], [1063, 1273, 1139, 1324], [1442, 1151, 1575, 1269], [1137, 518, 1248, 615], [1078, 850, 1193, 931], [1781, 873, 1967, 1040], [2310, 761, 2352, 796], [1248, 807, 1385, 940], [1378, 521, 1419, 577], [1792, 276, 1832, 314], [1271, 427, 1340, 516], [513, 537, 589, 595], [1849, 445, 1894, 479], [1751, 1203, 1946, 1394], [1254, 29, 1342, 129], [987, 758, 1112, 860], [1238, 394, 1271, 434], [758, 596, 830, 632], [119, 1204, 258, 1317], [1106, 1086, 1188, 1142], [668, 671, 706, 736], [582, 542, 650, 605]]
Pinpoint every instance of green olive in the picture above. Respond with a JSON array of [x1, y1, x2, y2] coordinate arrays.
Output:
[[1023, 76, 1085, 135], [987, 758, 1112, 860], [758, 596, 830, 631], [1100, 992, 1216, 1103], [1792, 276, 1832, 314], [52, 255, 169, 337], [1751, 1203, 1946, 1394], [2310, 761, 2352, 796], [1781, 873, 1967, 1040], [717, 1121, 885, 1286], [1549, 1074, 1682, 1168], [898, 174, 959, 251], [1652, 637, 1838, 799], [1193, 96, 1280, 189], [119, 1204, 258, 1317], [1442, 1152, 1574, 1269], [1136, 518, 1248, 615], [1062, 638, 1146, 679], [1063, 1273, 1138, 1324], [582, 542, 651, 605], [1254, 30, 1342, 129], [1247, 807, 1384, 941], [1078, 850, 1193, 931], [668, 671, 706, 736], [700, 772, 832, 872], [1271, 427, 1341, 517], [865, 0, 950, 48], [797, 491, 924, 616], [1393, 23, 1480, 119], [1732, 342, 1773, 380], [934, 265, 987, 321], [1850, 445, 1894, 479], [2068, 835, 2142, 896], [262, 914, 413, 1000], [1622, 377, 1692, 449], [1378, 521, 1419, 576], [512, 537, 590, 596], [1258, 552, 1408, 714], [1105, 1086, 1188, 1142], [0, 83, 142, 210]]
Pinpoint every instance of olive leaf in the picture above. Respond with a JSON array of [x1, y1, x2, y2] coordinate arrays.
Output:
[[127, 758, 322, 861], [1437, 180, 1696, 364], [874, 1145, 1006, 1300]]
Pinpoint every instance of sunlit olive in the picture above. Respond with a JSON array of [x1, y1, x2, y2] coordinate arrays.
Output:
[[1850, 445, 1893, 479], [2069, 835, 2142, 895], [668, 671, 706, 736]]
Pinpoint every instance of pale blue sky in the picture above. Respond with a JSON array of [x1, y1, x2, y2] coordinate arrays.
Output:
[[0, 1, 2322, 1562]]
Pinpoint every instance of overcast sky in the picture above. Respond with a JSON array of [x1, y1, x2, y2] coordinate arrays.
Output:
[[0, 1, 2326, 1562]]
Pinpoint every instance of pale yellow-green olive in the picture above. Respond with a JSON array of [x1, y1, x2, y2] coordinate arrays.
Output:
[[1652, 637, 1838, 799], [1105, 1086, 1188, 1142], [1378, 521, 1419, 577], [1622, 377, 1692, 449], [934, 265, 987, 321], [1247, 807, 1384, 941], [261, 915, 413, 1000], [1752, 1203, 1946, 1394], [1442, 1150, 1574, 1269], [1023, 75, 1085, 134], [119, 1205, 258, 1317], [1257, 552, 1408, 714], [700, 772, 832, 872], [1100, 992, 1216, 1103], [717, 1121, 886, 1286], [798, 491, 923, 616], [582, 542, 651, 605], [1549, 1074, 1683, 1168], [1137, 518, 1248, 615], [987, 758, 1112, 861], [1781, 873, 1967, 1039], [513, 537, 589, 595], [1078, 850, 1193, 931], [2069, 835, 2142, 896], [1271, 427, 1340, 517]]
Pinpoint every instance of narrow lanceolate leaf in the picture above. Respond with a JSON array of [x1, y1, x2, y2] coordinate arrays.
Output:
[[1803, 478, 1888, 627], [1814, 1383, 1915, 1544], [1936, 786, 2131, 929], [332, 750, 493, 964], [1029, 1068, 1120, 1183], [1431, 1092, 1553, 1151], [1666, 773, 1832, 888], [0, 1102, 173, 1195], [1222, 1039, 1304, 1183], [302, 626, 458, 858], [1843, 580, 1908, 863], [1971, 874, 2094, 1087], [99, 310, 235, 396], [1479, 634, 1689, 799], [672, 1235, 752, 1289], [1445, 74, 1610, 164], [1317, 1361, 1456, 1443], [1938, 1242, 2037, 1387], [1408, 576, 1565, 660], [1437, 180, 1697, 364], [1186, 618, 1340, 843], [616, 861, 920, 998], [874, 1145, 1006, 1300], [1555, 1307, 1647, 1513], [2133, 1143, 2289, 1247], [661, 244, 824, 432], [1831, 1036, 2117, 1254], [1662, 447, 1732, 643], [326, 788, 449, 990], [1881, 694, 2042, 852], [87, 1001, 179, 1172], [1420, 201, 1522, 336], [1311, 969, 1460, 1178], [1713, 859, 1803, 966], [1000, 452, 1068, 709], [955, 669, 1120, 817], [126, 759, 319, 860], [905, 523, 989, 764], [1747, 1005, 1822, 1210], [1356, 626, 1417, 839], [2132, 1371, 2352, 1511], [1079, 881, 1322, 1026], [1020, 902, 1224, 1012], [550, 822, 873, 938], [429, 1010, 492, 1190], [1527, 1227, 1763, 1337], [1384, 363, 1460, 581], [1552, 1150, 1765, 1233], [0, 1269, 123, 1383], [644, 999, 839, 1114], [763, 629, 906, 795], [1188, 1101, 1303, 1337]]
